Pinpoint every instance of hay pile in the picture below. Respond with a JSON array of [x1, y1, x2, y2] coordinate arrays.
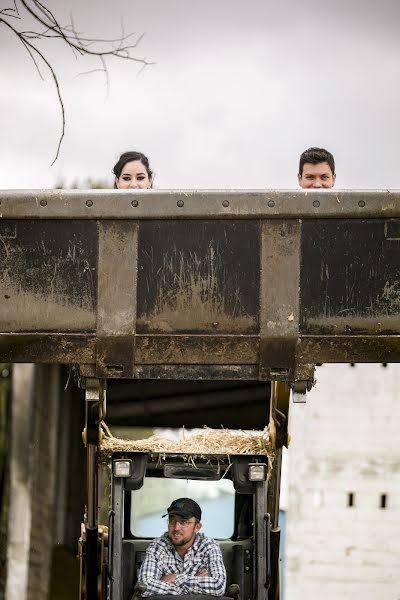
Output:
[[99, 425, 273, 465]]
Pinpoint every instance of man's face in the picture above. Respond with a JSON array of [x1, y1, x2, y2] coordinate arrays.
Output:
[[298, 162, 336, 189], [167, 516, 202, 549]]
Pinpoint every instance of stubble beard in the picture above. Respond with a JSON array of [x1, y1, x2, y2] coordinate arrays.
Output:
[[169, 530, 196, 548]]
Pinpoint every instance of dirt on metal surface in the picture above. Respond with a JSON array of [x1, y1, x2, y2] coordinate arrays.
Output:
[[135, 335, 258, 364], [138, 250, 256, 333], [381, 280, 400, 308], [305, 314, 400, 334], [0, 285, 95, 331], [0, 220, 96, 332]]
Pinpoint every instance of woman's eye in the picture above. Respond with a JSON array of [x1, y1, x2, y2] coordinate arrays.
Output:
[[137, 175, 145, 181]]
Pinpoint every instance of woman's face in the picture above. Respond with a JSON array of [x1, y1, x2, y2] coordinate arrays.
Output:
[[115, 160, 152, 189]]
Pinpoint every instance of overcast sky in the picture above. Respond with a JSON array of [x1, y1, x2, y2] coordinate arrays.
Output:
[[1, 0, 400, 189]]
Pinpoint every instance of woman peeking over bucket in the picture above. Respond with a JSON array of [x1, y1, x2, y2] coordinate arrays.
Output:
[[113, 151, 153, 189]]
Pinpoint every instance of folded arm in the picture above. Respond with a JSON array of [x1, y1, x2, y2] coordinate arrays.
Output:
[[138, 546, 183, 596], [176, 546, 226, 596]]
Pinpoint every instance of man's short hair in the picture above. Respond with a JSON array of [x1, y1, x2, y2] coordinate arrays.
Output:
[[163, 498, 202, 521], [299, 147, 335, 176]]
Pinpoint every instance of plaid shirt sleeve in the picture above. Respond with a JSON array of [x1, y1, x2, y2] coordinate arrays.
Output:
[[176, 539, 226, 596], [138, 534, 226, 597], [138, 539, 185, 596]]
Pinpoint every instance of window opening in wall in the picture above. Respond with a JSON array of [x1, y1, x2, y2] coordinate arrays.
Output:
[[347, 493, 354, 507], [380, 494, 387, 509]]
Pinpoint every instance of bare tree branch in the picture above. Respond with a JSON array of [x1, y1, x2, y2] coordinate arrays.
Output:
[[0, 8, 19, 17], [20, 36, 46, 79], [0, 0, 154, 164], [1, 17, 44, 78]]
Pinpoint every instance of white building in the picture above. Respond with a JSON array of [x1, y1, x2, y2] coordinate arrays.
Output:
[[285, 363, 400, 600]]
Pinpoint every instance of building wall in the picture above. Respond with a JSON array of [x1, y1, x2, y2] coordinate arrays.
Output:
[[5, 365, 84, 600], [285, 363, 400, 600], [27, 365, 61, 600], [0, 365, 11, 600], [4, 364, 35, 600]]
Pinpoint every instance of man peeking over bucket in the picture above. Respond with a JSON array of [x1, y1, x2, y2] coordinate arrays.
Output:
[[298, 147, 336, 189]]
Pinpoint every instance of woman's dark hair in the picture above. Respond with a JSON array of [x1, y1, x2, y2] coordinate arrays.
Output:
[[113, 151, 153, 186]]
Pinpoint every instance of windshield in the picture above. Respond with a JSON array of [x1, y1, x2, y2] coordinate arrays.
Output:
[[130, 477, 235, 539]]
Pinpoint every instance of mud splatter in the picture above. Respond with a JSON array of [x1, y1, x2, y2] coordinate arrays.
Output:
[[138, 245, 256, 333]]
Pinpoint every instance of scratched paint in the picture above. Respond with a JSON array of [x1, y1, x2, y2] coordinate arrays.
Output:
[[300, 219, 400, 335], [0, 220, 96, 331], [137, 246, 257, 333], [136, 220, 260, 334], [381, 281, 400, 308]]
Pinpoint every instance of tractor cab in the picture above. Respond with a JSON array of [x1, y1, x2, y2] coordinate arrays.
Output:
[[99, 450, 276, 600], [1, 188, 399, 600]]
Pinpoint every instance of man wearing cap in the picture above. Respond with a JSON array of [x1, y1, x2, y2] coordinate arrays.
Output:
[[138, 498, 226, 596]]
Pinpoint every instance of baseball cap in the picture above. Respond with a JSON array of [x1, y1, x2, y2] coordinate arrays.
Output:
[[163, 498, 202, 521]]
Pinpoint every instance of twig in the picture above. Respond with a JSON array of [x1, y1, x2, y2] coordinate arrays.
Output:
[[1, 0, 154, 163]]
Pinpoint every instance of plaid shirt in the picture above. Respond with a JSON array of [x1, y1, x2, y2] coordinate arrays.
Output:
[[138, 532, 226, 596]]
